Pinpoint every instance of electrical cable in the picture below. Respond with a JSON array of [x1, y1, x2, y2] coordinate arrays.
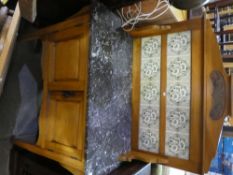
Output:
[[117, 0, 170, 31]]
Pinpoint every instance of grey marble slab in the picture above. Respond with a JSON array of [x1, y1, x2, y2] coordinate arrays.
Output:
[[86, 2, 132, 175]]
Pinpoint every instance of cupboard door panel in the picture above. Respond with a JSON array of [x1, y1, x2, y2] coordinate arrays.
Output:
[[47, 27, 88, 91], [53, 101, 80, 147], [45, 92, 84, 160], [54, 39, 80, 81]]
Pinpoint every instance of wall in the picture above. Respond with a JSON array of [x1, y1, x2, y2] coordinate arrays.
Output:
[[0, 37, 42, 175], [86, 2, 133, 175]]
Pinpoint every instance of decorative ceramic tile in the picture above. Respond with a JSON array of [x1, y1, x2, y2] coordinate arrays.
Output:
[[141, 36, 161, 58], [167, 56, 190, 82], [138, 35, 161, 153], [167, 31, 191, 56], [165, 133, 189, 159], [167, 83, 190, 106], [165, 31, 191, 160], [139, 127, 159, 153], [140, 105, 159, 129], [141, 58, 160, 80], [166, 108, 190, 133], [141, 82, 160, 104]]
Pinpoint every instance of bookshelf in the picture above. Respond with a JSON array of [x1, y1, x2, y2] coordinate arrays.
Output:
[[205, 0, 233, 128], [205, 0, 233, 72]]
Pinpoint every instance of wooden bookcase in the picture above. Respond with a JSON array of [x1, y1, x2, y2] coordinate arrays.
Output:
[[205, 0, 233, 127], [205, 0, 233, 72]]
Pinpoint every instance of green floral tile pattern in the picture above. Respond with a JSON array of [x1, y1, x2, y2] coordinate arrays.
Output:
[[165, 31, 191, 160], [138, 36, 161, 153]]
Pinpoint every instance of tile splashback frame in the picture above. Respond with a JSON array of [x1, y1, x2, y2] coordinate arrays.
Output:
[[137, 31, 192, 159], [120, 18, 229, 175]]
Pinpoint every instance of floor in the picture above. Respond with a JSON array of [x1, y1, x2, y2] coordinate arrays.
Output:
[[0, 22, 42, 174]]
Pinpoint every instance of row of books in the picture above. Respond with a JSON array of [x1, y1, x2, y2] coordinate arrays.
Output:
[[206, 5, 233, 19], [225, 68, 233, 75], [205, 3, 233, 62], [220, 17, 233, 26], [222, 24, 233, 51], [222, 50, 233, 55], [217, 5, 233, 16], [223, 22, 233, 30], [208, 18, 233, 28], [206, 11, 215, 20], [222, 44, 233, 52]]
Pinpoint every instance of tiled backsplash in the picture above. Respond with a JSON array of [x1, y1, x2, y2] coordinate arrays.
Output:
[[139, 36, 161, 153], [165, 31, 191, 160], [138, 31, 191, 160]]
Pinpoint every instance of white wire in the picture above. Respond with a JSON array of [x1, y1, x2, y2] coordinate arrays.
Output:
[[137, 4, 169, 20], [121, 2, 142, 28], [143, 0, 166, 16], [121, 5, 142, 27], [118, 0, 170, 31], [120, 1, 167, 27], [143, 1, 169, 19], [143, 4, 170, 20], [121, 4, 168, 28]]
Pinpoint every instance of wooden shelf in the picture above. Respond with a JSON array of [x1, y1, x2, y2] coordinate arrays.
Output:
[[216, 29, 233, 35], [14, 139, 85, 172], [223, 131, 233, 137], [223, 126, 233, 137], [222, 54, 233, 59], [224, 62, 233, 68], [223, 59, 233, 62], [219, 41, 233, 45], [210, 18, 215, 21]]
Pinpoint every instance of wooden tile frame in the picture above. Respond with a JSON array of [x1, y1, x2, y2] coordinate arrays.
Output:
[[121, 18, 231, 174]]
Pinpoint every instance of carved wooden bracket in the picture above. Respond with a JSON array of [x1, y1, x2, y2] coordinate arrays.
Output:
[[210, 71, 226, 120]]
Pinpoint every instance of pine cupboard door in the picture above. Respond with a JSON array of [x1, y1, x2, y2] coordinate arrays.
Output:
[[42, 25, 89, 162], [45, 91, 85, 160], [13, 13, 90, 174], [47, 26, 89, 91]]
